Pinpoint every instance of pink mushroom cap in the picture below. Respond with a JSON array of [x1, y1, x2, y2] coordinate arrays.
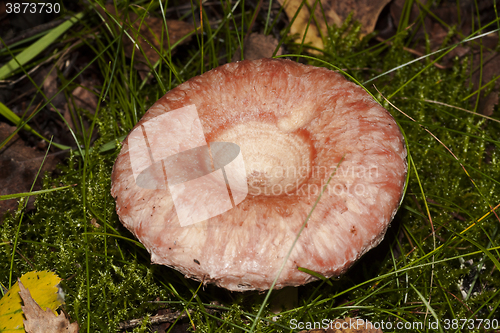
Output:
[[111, 59, 407, 291]]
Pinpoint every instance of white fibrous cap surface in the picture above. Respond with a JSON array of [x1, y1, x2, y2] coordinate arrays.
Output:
[[111, 59, 407, 291]]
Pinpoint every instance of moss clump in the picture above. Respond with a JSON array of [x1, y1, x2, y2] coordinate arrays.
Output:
[[292, 13, 500, 328], [0, 145, 172, 331]]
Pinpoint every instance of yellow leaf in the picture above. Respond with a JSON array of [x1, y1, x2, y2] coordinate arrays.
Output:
[[276, 0, 391, 52], [20, 281, 78, 333], [0, 271, 63, 333]]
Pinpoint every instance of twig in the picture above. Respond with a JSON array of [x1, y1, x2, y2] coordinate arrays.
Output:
[[118, 308, 218, 330], [4, 242, 35, 270]]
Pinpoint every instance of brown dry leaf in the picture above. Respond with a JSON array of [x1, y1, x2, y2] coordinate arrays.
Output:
[[63, 78, 99, 131], [42, 68, 59, 103], [19, 280, 79, 333], [231, 33, 283, 62], [297, 317, 383, 333], [71, 85, 98, 113], [390, 0, 498, 49], [0, 123, 60, 218], [470, 43, 500, 116], [387, 0, 500, 114], [478, 89, 499, 116], [97, 4, 194, 77], [41, 67, 71, 113], [277, 0, 390, 51]]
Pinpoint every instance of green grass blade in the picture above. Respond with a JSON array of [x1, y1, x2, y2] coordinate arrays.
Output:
[[0, 101, 71, 150], [410, 283, 444, 333], [0, 184, 76, 201], [0, 12, 84, 80], [0, 101, 38, 133], [297, 267, 333, 286]]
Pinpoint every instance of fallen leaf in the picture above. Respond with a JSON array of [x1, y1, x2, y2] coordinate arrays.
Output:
[[277, 0, 323, 52], [277, 0, 390, 51], [297, 317, 383, 333], [388, 0, 500, 114], [97, 4, 195, 78], [321, 0, 391, 37], [63, 78, 99, 132], [19, 280, 78, 333], [231, 33, 283, 62], [41, 66, 69, 113], [478, 89, 499, 116], [0, 271, 63, 332], [470, 45, 500, 116], [42, 68, 60, 105], [390, 0, 500, 54], [0, 123, 60, 219]]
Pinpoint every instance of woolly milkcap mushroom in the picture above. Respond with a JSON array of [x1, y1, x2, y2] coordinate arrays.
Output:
[[111, 58, 407, 291]]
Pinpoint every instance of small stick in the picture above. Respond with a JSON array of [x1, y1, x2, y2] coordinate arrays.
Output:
[[118, 308, 217, 330]]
